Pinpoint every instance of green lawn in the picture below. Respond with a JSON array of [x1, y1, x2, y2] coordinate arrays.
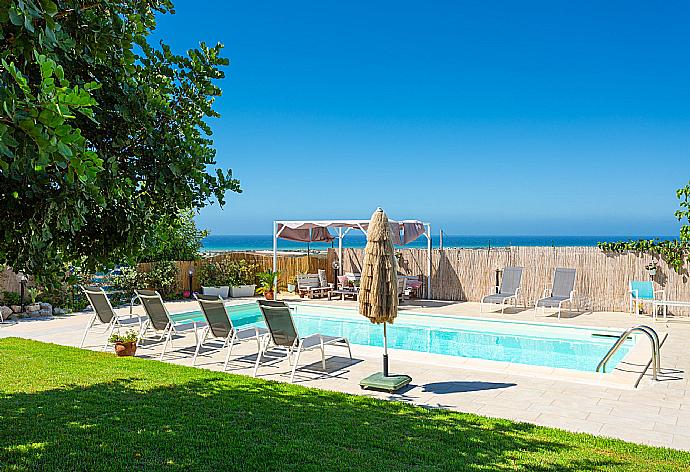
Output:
[[0, 338, 688, 471]]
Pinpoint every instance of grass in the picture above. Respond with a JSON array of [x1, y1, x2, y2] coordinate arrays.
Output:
[[0, 338, 688, 471]]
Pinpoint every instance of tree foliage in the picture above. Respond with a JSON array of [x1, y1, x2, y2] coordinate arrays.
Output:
[[598, 181, 690, 273], [0, 0, 240, 285], [140, 210, 207, 262]]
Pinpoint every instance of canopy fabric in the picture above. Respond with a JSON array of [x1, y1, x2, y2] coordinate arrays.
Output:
[[358, 209, 398, 324], [276, 219, 425, 245], [277, 226, 334, 243], [402, 222, 425, 245]]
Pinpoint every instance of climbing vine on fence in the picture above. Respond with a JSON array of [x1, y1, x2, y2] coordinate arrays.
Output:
[[597, 239, 689, 273], [597, 181, 690, 273]]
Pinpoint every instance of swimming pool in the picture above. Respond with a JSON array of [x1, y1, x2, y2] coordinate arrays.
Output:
[[172, 303, 634, 372]]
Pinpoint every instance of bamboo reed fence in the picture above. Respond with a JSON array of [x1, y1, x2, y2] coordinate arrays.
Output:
[[331, 246, 690, 312], [3, 247, 689, 313], [138, 252, 329, 293]]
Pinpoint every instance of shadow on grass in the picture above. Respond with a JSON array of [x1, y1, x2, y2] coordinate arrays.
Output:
[[0, 377, 631, 472]]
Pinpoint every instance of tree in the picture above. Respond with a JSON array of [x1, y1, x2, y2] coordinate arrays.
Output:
[[0, 0, 240, 285], [675, 182, 690, 242], [140, 210, 207, 262]]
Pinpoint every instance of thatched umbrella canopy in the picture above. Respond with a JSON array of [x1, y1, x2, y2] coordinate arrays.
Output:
[[359, 208, 398, 324], [359, 208, 406, 383]]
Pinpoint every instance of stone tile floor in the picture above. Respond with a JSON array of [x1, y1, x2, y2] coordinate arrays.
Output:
[[2, 296, 689, 451]]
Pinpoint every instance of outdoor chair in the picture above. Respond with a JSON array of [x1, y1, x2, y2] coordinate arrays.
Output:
[[397, 277, 409, 302], [254, 300, 352, 383], [297, 270, 333, 299], [193, 294, 268, 369], [79, 285, 143, 350], [135, 289, 201, 360], [628, 281, 664, 316], [535, 268, 578, 319], [480, 267, 523, 314]]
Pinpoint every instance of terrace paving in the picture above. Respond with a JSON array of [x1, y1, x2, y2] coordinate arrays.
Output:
[[2, 296, 689, 451]]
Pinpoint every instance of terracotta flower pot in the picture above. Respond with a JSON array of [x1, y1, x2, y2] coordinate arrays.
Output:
[[264, 291, 275, 300], [114, 341, 137, 357]]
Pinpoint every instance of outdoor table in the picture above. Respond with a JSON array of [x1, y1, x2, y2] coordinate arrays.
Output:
[[652, 299, 690, 321]]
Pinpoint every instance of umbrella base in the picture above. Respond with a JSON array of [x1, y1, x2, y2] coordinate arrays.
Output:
[[360, 372, 411, 393]]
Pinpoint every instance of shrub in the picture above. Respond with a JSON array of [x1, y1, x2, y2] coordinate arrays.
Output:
[[2, 291, 21, 306], [146, 261, 179, 296], [198, 259, 259, 287], [112, 267, 147, 297], [198, 262, 223, 287]]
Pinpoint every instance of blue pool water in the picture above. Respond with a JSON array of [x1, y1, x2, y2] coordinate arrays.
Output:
[[172, 304, 634, 372]]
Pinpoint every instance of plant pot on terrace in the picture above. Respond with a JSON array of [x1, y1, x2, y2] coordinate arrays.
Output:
[[230, 284, 256, 298], [257, 270, 280, 301], [202, 286, 230, 298], [114, 341, 137, 357], [109, 330, 139, 357]]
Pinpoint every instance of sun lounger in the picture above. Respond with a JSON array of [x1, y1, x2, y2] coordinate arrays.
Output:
[[193, 294, 268, 369], [79, 286, 143, 350], [135, 289, 201, 360], [535, 268, 577, 319], [480, 267, 523, 314], [254, 300, 351, 383]]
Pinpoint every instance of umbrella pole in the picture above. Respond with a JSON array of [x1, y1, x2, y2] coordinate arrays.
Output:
[[383, 322, 389, 377]]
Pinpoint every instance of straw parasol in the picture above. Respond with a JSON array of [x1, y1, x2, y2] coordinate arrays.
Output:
[[358, 208, 411, 391]]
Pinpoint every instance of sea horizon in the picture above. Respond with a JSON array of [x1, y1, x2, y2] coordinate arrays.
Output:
[[201, 234, 677, 252]]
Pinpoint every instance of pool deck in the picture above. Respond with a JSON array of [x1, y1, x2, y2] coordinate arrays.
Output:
[[2, 296, 689, 451]]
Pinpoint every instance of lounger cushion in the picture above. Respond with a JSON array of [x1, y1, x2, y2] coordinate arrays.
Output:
[[536, 296, 570, 308], [318, 269, 328, 288], [297, 274, 321, 289], [300, 334, 347, 350], [483, 293, 515, 304], [235, 326, 269, 340]]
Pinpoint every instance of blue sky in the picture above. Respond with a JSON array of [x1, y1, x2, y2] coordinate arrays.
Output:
[[153, 1, 690, 236]]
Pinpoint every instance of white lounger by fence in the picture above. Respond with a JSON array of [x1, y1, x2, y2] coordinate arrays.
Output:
[[480, 267, 523, 314], [535, 268, 577, 319]]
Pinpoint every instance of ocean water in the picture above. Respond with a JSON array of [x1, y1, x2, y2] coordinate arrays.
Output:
[[201, 234, 674, 252], [172, 303, 633, 372]]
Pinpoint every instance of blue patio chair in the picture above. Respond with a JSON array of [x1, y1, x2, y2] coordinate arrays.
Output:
[[628, 281, 665, 316]]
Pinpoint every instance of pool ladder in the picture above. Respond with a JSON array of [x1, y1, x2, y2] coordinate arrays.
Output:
[[596, 325, 661, 381]]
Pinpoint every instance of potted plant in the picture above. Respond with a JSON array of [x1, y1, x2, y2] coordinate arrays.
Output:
[[257, 270, 280, 300], [198, 262, 230, 298], [287, 275, 297, 293], [109, 329, 139, 357], [645, 262, 658, 277], [228, 260, 258, 298]]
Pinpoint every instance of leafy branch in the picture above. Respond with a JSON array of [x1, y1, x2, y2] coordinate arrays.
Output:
[[598, 181, 690, 273]]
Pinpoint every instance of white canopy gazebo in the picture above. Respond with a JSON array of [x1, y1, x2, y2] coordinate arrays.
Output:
[[272, 219, 432, 297]]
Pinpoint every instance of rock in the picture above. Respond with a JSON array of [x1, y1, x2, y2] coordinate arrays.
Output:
[[37, 309, 52, 317], [53, 307, 66, 316], [0, 306, 12, 319], [40, 302, 52, 310], [11, 305, 21, 313], [27, 303, 41, 313]]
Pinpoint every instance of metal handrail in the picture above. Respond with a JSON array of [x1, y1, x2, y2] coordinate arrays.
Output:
[[596, 325, 660, 380]]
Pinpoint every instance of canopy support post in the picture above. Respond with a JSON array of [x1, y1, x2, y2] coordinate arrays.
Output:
[[272, 221, 278, 291], [426, 224, 432, 299], [337, 227, 343, 277]]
